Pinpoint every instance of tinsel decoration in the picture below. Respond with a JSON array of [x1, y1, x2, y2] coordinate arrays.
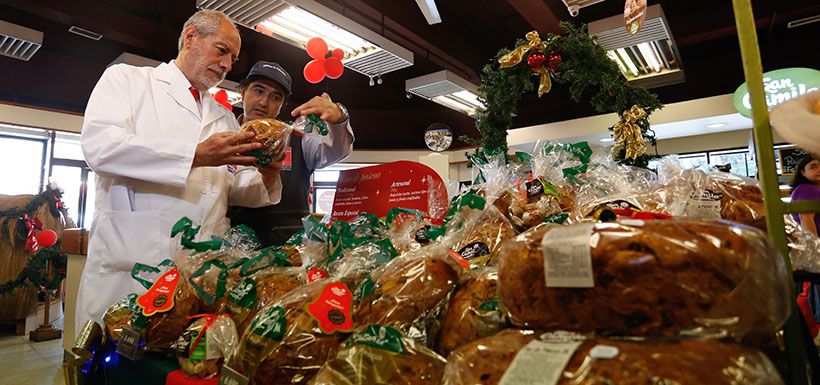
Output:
[[612, 105, 649, 160]]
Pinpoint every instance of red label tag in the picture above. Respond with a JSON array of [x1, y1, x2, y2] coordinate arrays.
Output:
[[282, 147, 293, 171], [137, 268, 180, 317], [307, 268, 329, 283], [448, 250, 471, 270], [305, 281, 354, 334]]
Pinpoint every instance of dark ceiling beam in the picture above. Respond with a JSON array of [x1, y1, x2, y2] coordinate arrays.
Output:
[[506, 0, 561, 34], [0, 0, 167, 55]]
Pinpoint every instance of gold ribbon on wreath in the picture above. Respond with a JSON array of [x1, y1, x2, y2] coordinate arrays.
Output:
[[498, 31, 556, 97], [613, 105, 648, 160]]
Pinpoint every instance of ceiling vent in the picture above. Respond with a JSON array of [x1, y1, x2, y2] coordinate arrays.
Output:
[[0, 20, 43, 61], [68, 26, 103, 41], [588, 4, 685, 88], [197, 0, 413, 80], [197, 0, 290, 28], [406, 70, 483, 117]]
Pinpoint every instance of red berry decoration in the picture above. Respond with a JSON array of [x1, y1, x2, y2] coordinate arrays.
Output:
[[36, 229, 58, 248], [548, 52, 562, 71], [527, 52, 547, 69]]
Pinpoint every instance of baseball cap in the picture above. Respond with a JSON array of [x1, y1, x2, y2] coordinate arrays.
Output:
[[243, 61, 292, 96]]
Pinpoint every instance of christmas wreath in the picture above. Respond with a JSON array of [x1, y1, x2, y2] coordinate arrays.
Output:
[[468, 22, 663, 167]]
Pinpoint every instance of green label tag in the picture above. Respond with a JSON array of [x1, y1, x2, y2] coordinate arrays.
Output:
[[543, 213, 569, 224], [250, 306, 287, 341], [190, 335, 206, 361], [348, 325, 405, 354], [227, 278, 257, 309], [478, 298, 500, 311], [354, 276, 374, 304]]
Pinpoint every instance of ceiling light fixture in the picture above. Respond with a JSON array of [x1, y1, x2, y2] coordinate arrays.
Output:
[[414, 0, 442, 25], [198, 0, 413, 79], [0, 20, 43, 61], [600, 137, 615, 143], [406, 70, 483, 117], [705, 122, 728, 129], [589, 4, 685, 88]]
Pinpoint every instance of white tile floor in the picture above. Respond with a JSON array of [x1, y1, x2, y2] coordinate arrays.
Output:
[[0, 330, 65, 385]]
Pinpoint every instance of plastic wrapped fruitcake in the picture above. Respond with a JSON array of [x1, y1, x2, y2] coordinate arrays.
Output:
[[239, 118, 291, 165], [229, 280, 354, 385], [497, 219, 789, 339], [176, 314, 239, 379], [436, 268, 506, 356], [442, 329, 784, 385], [354, 245, 460, 345], [309, 325, 446, 385]]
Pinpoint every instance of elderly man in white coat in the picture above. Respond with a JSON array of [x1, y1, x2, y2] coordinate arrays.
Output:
[[75, 10, 282, 334]]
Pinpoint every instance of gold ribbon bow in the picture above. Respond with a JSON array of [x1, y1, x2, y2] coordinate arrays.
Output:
[[612, 105, 648, 160], [498, 31, 555, 97]]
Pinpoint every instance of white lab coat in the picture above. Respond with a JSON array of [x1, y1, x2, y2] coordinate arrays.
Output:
[[75, 61, 282, 333]]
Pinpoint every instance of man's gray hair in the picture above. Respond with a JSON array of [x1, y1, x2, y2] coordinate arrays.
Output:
[[177, 9, 237, 50]]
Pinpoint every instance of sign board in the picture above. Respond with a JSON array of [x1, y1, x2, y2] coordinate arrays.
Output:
[[331, 161, 448, 224], [779, 147, 810, 176], [624, 0, 647, 35], [733, 67, 820, 118]]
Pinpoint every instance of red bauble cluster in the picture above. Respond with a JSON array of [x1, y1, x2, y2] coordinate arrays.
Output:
[[548, 52, 562, 71], [527, 52, 546, 69]]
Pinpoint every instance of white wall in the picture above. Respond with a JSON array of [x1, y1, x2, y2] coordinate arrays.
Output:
[[655, 129, 787, 155], [0, 103, 83, 133]]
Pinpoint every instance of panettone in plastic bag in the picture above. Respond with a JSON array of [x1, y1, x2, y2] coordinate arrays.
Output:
[[436, 268, 507, 356], [308, 325, 446, 385], [442, 329, 784, 385], [497, 219, 790, 340], [239, 118, 291, 165], [176, 314, 239, 379], [229, 280, 354, 385], [354, 245, 461, 345]]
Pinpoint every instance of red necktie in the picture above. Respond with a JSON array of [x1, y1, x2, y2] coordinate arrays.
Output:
[[189, 87, 200, 102]]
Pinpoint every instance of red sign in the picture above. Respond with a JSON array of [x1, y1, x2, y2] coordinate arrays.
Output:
[[331, 161, 448, 224], [137, 268, 180, 317], [305, 281, 354, 334]]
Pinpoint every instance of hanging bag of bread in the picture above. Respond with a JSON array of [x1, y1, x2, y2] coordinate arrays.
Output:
[[239, 118, 292, 166]]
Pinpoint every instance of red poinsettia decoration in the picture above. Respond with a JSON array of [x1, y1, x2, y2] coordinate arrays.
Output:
[[303, 37, 345, 84]]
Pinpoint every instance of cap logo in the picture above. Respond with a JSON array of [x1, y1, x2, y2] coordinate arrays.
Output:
[[262, 64, 290, 80]]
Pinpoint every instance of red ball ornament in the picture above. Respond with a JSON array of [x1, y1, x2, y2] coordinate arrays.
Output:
[[548, 52, 562, 71], [527, 52, 547, 69], [36, 229, 58, 248]]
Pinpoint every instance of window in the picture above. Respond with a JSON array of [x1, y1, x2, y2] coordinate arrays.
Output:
[[0, 132, 47, 195], [678, 153, 708, 171], [708, 150, 756, 178]]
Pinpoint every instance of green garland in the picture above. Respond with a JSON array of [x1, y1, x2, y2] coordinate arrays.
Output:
[[0, 186, 64, 243], [0, 244, 67, 296], [466, 22, 663, 167], [0, 187, 67, 296]]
